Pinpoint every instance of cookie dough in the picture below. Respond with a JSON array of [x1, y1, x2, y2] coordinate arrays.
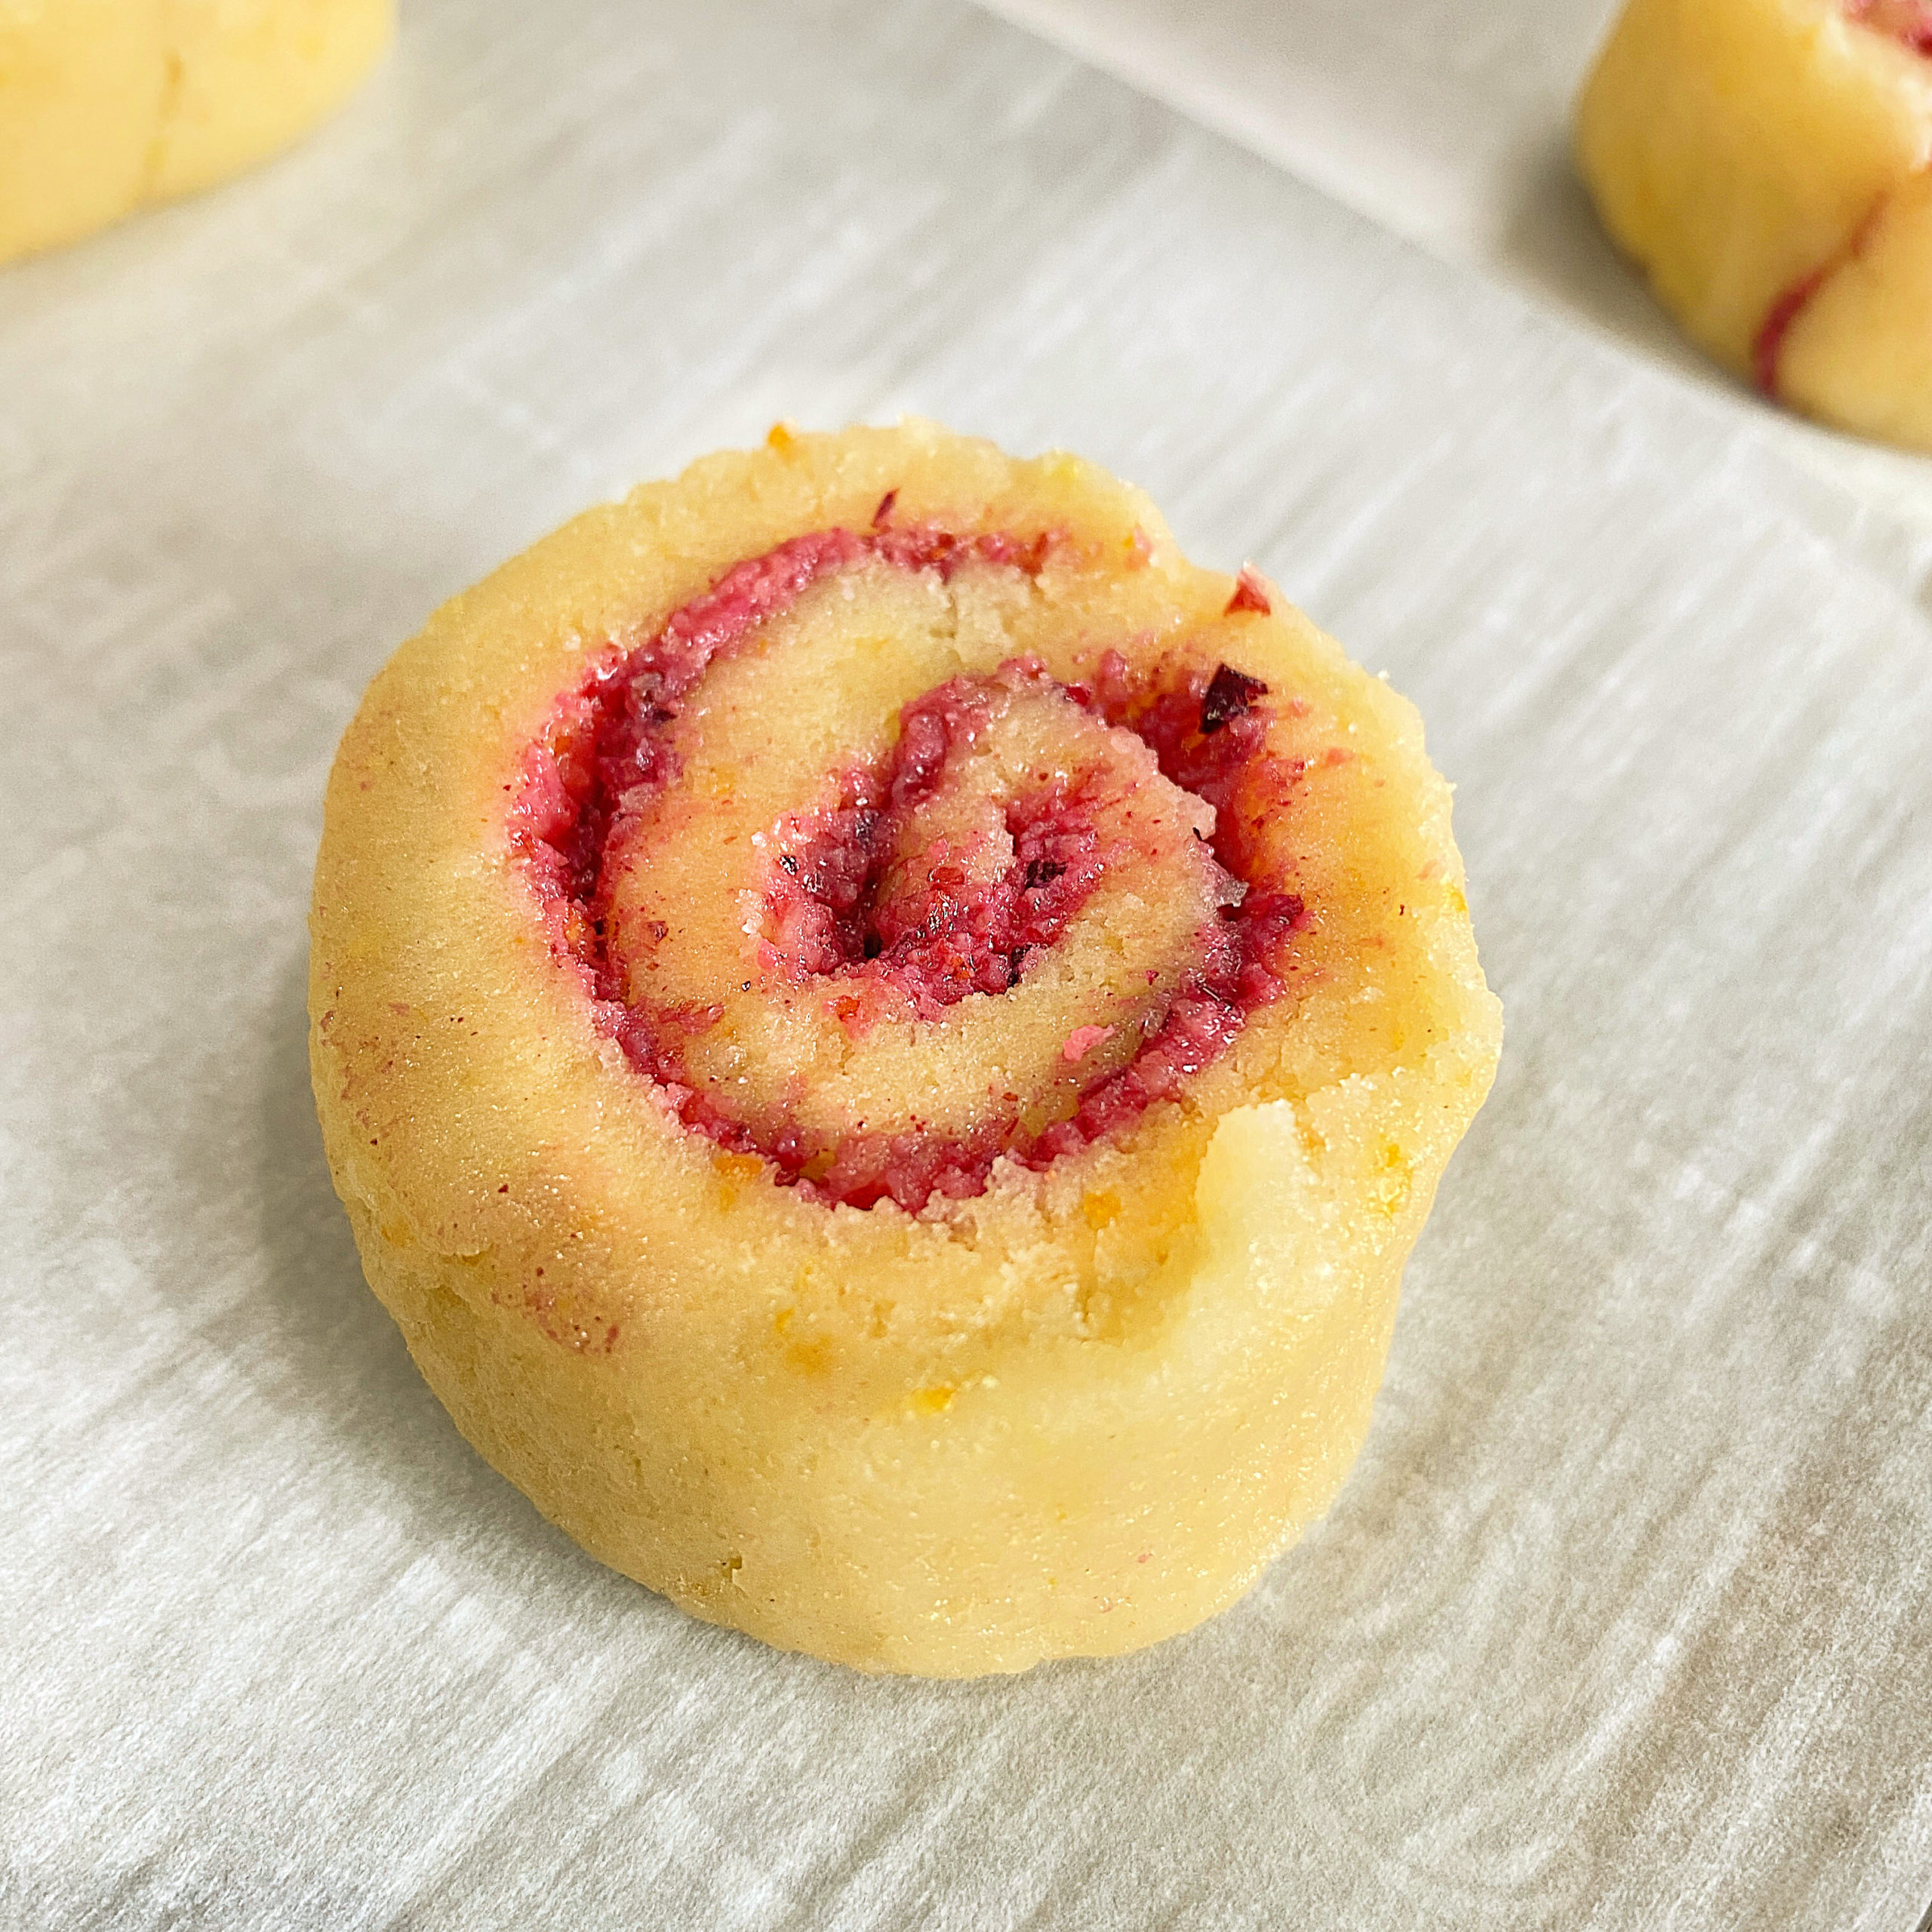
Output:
[[1578, 0, 1932, 447], [309, 421, 1501, 1675], [1, 0, 392, 264]]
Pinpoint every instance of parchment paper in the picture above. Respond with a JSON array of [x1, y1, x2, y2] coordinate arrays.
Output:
[[3, 2, 1928, 1926]]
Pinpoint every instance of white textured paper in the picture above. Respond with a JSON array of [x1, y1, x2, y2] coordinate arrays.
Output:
[[2, 2, 1929, 1926]]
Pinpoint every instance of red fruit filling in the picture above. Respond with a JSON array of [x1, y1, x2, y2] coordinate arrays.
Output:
[[510, 524, 1311, 1210], [1755, 266, 1826, 397], [1223, 567, 1272, 617], [1847, 0, 1932, 52], [753, 665, 1131, 1019]]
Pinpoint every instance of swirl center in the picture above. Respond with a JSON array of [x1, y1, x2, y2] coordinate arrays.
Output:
[[512, 521, 1309, 1211]]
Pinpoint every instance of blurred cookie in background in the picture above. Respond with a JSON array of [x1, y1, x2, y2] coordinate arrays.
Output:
[[1578, 0, 1932, 450], [1, 0, 392, 265]]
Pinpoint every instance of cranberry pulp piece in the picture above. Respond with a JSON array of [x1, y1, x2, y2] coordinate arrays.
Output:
[[1062, 1024, 1113, 1063], [1224, 567, 1272, 616], [510, 527, 1310, 1211], [1199, 663, 1269, 737]]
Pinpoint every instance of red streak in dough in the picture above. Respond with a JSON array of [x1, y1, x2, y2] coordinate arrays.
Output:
[[1753, 182, 1904, 398], [1754, 267, 1825, 398], [511, 526, 1310, 1211]]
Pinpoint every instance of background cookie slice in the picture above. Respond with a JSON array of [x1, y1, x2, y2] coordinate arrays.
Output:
[[1577, 0, 1932, 448], [1, 0, 392, 265]]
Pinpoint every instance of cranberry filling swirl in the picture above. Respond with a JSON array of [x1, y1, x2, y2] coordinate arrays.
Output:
[[510, 520, 1309, 1212]]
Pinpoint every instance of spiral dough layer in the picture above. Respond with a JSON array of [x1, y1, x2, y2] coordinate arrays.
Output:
[[515, 519, 1311, 1214], [311, 421, 1501, 1675]]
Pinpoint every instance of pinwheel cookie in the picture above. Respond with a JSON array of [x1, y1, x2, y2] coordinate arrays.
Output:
[[0, 0, 392, 265], [309, 421, 1500, 1676], [1578, 0, 1932, 447]]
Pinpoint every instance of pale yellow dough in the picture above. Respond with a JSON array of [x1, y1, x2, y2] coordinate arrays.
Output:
[[1577, 0, 1932, 448], [0, 0, 392, 265], [309, 422, 1501, 1676]]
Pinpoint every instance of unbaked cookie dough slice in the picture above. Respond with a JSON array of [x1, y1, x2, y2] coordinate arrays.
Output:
[[309, 421, 1502, 1677], [0, 0, 392, 266], [1577, 0, 1932, 448]]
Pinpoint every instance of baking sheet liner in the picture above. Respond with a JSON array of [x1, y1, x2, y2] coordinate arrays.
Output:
[[2, 2, 1927, 1924]]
